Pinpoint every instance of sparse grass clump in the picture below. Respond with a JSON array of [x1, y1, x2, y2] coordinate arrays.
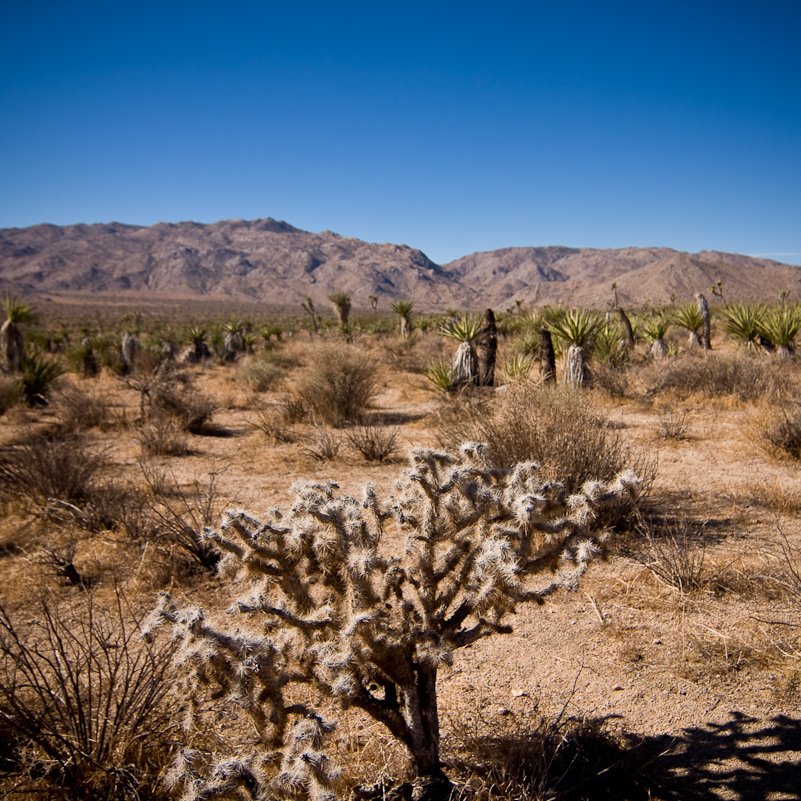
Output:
[[297, 344, 380, 426]]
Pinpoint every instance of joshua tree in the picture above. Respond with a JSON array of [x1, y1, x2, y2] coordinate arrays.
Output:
[[1, 295, 36, 373], [146, 444, 642, 800], [369, 294, 379, 316], [329, 292, 352, 329], [391, 299, 414, 338], [546, 309, 601, 387], [301, 297, 320, 334], [440, 316, 481, 388]]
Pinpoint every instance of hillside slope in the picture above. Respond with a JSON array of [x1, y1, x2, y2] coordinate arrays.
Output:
[[1, 218, 799, 309]]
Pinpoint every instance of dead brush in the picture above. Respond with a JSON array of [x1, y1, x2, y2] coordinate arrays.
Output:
[[442, 700, 653, 801], [658, 409, 690, 440], [633, 514, 707, 593], [52, 383, 114, 431], [345, 417, 400, 462], [0, 429, 105, 512], [135, 412, 190, 456], [139, 461, 229, 570], [642, 351, 796, 402], [0, 589, 176, 800], [253, 405, 297, 443], [747, 401, 801, 460], [437, 382, 653, 498], [296, 343, 380, 427], [301, 421, 343, 461]]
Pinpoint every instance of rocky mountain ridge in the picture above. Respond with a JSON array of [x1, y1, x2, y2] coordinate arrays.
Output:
[[1, 218, 798, 309]]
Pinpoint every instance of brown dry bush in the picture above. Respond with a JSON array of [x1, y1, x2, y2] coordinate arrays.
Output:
[[52, 383, 114, 431], [0, 590, 175, 800], [138, 462, 229, 570], [149, 371, 215, 434], [747, 401, 801, 460], [345, 417, 400, 462], [0, 376, 21, 416], [642, 351, 796, 402], [0, 429, 106, 511], [437, 383, 644, 494], [135, 414, 190, 457], [301, 422, 343, 460], [296, 344, 380, 427]]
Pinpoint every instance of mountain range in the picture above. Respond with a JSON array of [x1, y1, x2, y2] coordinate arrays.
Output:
[[1, 218, 799, 310]]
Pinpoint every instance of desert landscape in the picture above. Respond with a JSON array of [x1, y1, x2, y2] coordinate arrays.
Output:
[[0, 246, 799, 800]]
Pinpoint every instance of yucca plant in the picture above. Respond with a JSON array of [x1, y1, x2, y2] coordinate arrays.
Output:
[[440, 316, 481, 388], [718, 304, 766, 351], [19, 351, 65, 406], [329, 291, 352, 328], [504, 353, 533, 381], [546, 309, 602, 387], [758, 306, 801, 358], [672, 303, 704, 348], [424, 360, 456, 393], [640, 315, 671, 359], [391, 299, 414, 337], [1, 296, 37, 373], [593, 323, 628, 367]]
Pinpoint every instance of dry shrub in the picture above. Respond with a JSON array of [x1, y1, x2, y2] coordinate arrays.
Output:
[[632, 515, 707, 593], [643, 351, 795, 402], [591, 361, 629, 398], [253, 407, 297, 443], [747, 401, 801, 460], [442, 702, 651, 801], [346, 418, 400, 462], [0, 590, 175, 800], [135, 414, 189, 456], [297, 344, 380, 427], [658, 409, 690, 440], [237, 354, 287, 392], [53, 383, 114, 430], [150, 371, 214, 434], [726, 479, 801, 515], [139, 462, 228, 570], [301, 422, 343, 461], [437, 383, 646, 495], [0, 376, 21, 416], [0, 429, 105, 510]]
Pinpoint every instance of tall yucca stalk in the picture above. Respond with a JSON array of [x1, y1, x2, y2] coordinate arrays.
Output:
[[758, 306, 801, 358], [719, 304, 766, 351]]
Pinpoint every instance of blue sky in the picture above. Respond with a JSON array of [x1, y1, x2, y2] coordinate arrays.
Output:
[[2, 1, 799, 265]]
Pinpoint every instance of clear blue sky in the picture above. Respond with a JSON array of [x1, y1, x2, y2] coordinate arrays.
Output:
[[2, 0, 799, 266]]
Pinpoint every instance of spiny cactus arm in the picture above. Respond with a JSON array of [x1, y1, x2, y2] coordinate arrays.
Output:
[[228, 598, 335, 633]]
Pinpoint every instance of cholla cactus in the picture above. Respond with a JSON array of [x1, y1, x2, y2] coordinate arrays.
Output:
[[147, 444, 641, 797]]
